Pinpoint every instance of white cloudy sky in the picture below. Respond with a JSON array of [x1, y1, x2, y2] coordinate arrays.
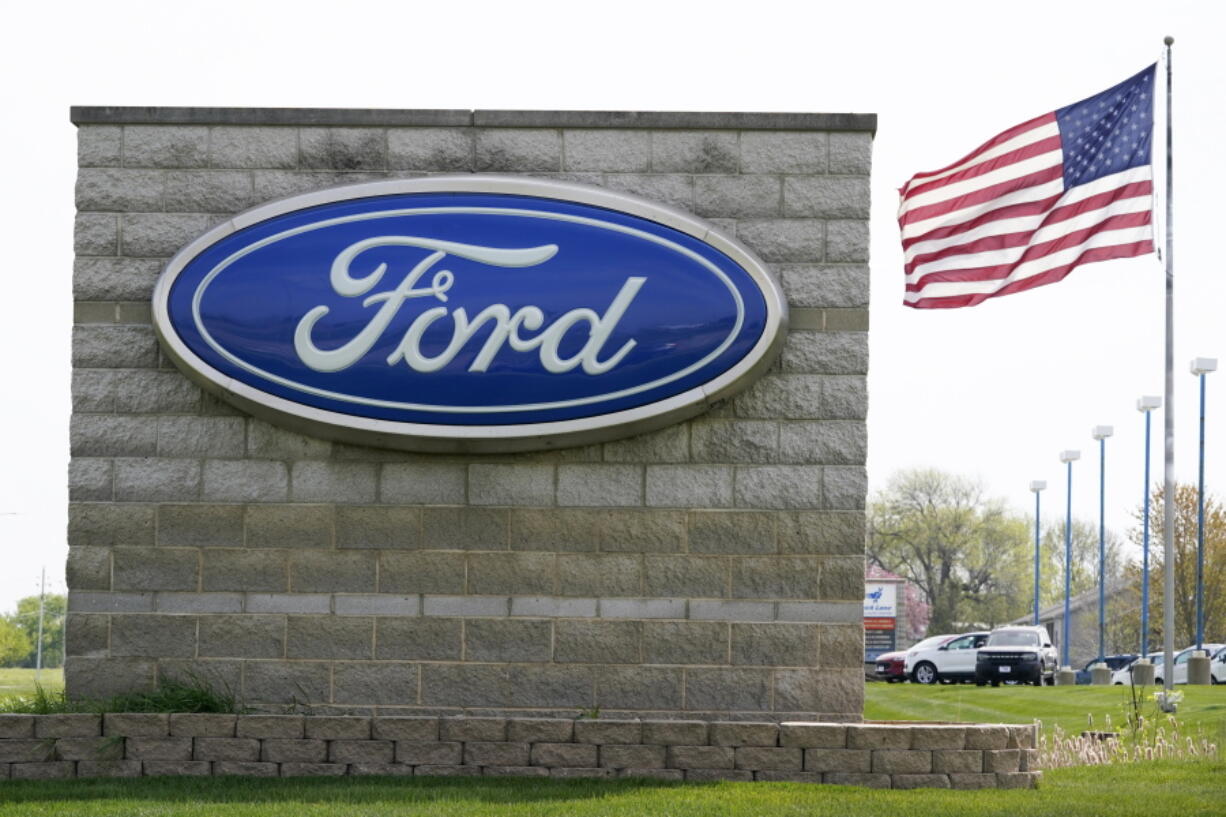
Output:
[[0, 1, 1220, 610]]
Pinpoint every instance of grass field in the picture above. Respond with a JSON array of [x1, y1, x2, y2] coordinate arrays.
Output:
[[0, 668, 62, 699], [0, 761, 1221, 816]]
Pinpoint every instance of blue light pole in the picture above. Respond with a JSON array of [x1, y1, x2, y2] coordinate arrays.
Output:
[[1137, 396, 1161, 657], [1030, 481, 1047, 626], [1059, 450, 1080, 669], [1091, 427, 1113, 663], [1190, 358, 1217, 650]]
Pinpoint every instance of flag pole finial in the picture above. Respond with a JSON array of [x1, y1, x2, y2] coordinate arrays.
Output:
[[1164, 35, 1174, 46]]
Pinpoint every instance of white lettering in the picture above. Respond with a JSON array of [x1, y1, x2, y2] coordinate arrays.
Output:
[[294, 237, 645, 376]]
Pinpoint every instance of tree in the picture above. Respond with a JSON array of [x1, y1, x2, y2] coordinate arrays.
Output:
[[1124, 483, 1225, 647], [9, 594, 66, 669], [0, 617, 31, 667], [1037, 519, 1127, 609], [868, 469, 1032, 633]]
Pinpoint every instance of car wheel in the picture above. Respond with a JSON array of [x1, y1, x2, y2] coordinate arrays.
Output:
[[1031, 676, 1042, 686], [1155, 678, 1163, 686], [1044, 674, 1055, 686], [912, 662, 938, 685], [975, 680, 986, 687]]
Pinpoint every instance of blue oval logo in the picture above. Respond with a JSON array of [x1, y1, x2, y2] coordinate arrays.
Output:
[[154, 177, 787, 451]]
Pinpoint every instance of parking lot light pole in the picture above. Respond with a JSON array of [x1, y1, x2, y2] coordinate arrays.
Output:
[[1091, 426, 1113, 663], [1190, 358, 1216, 650], [1137, 396, 1161, 657], [1059, 450, 1081, 669], [1029, 481, 1047, 626]]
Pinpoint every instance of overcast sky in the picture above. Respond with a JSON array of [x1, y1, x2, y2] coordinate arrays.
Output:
[[0, 1, 1220, 610]]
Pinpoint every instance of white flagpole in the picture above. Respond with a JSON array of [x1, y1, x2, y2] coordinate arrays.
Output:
[[1161, 35, 1176, 697]]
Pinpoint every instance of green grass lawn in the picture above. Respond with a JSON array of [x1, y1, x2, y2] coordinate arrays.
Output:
[[0, 761, 1221, 817], [0, 668, 62, 699]]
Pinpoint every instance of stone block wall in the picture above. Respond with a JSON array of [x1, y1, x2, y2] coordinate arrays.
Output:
[[67, 108, 874, 719], [0, 715, 1039, 788]]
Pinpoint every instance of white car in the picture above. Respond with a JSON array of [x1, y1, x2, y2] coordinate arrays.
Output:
[[1112, 653, 1161, 685], [1212, 646, 1226, 685], [904, 631, 989, 685], [1169, 643, 1225, 685]]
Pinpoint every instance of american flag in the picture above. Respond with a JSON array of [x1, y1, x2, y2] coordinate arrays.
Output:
[[899, 65, 1156, 309]]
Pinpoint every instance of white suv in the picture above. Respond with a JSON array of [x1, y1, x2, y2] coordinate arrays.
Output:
[[1168, 643, 1225, 685], [904, 631, 990, 684]]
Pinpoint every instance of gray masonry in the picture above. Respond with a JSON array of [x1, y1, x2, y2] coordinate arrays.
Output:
[[67, 107, 874, 720]]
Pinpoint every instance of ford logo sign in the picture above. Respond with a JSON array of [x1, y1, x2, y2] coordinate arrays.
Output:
[[153, 176, 787, 452]]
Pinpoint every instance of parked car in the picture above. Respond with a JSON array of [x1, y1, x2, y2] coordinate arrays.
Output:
[[1169, 643, 1225, 684], [1212, 646, 1226, 685], [1112, 652, 1162, 685], [974, 626, 1058, 686], [1073, 654, 1138, 685], [905, 631, 989, 685], [873, 650, 907, 682]]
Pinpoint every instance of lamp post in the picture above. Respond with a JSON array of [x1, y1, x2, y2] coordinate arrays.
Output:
[[1190, 358, 1217, 650], [1059, 450, 1080, 670], [1091, 427, 1113, 663], [1137, 396, 1161, 657], [1030, 481, 1047, 626]]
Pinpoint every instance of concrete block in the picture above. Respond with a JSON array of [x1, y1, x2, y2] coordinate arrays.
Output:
[[396, 741, 462, 765], [984, 749, 1021, 773], [599, 598, 685, 619], [73, 255, 162, 302], [376, 617, 462, 660], [510, 596, 597, 618], [601, 424, 690, 464], [414, 764, 480, 777], [245, 593, 330, 614], [734, 466, 822, 510], [202, 460, 288, 502], [198, 615, 285, 658], [736, 219, 823, 264], [731, 557, 820, 599], [777, 511, 863, 556], [599, 173, 692, 210], [77, 760, 142, 778], [245, 419, 332, 459], [555, 554, 640, 597], [823, 466, 866, 511], [475, 129, 561, 172], [562, 129, 650, 172], [10, 762, 77, 779], [291, 461, 377, 504], [236, 716, 305, 740], [0, 740, 54, 763], [557, 465, 642, 507], [642, 621, 728, 665], [595, 510, 685, 553], [66, 548, 111, 592], [464, 619, 552, 662], [685, 768, 753, 782], [334, 594, 419, 616], [245, 505, 334, 549], [531, 742, 597, 768], [803, 747, 869, 772], [894, 773, 951, 789], [156, 418, 245, 458], [110, 614, 196, 658], [848, 725, 911, 750], [618, 767, 683, 780], [193, 738, 260, 762], [142, 760, 212, 776], [932, 750, 984, 773], [112, 547, 198, 592], [169, 714, 237, 738], [636, 721, 706, 746], [299, 127, 386, 170], [574, 720, 641, 745], [600, 744, 666, 769], [157, 504, 244, 548], [243, 662, 331, 705], [202, 548, 288, 592], [949, 772, 999, 789], [71, 416, 156, 458], [74, 212, 117, 255], [482, 765, 548, 777], [279, 762, 347, 776], [372, 717, 438, 742], [666, 745, 733, 769], [208, 126, 297, 169], [1007, 724, 1037, 749], [778, 423, 866, 470], [120, 213, 209, 257], [509, 509, 599, 552], [688, 600, 774, 622], [76, 167, 163, 211], [709, 722, 779, 748], [260, 739, 326, 763], [286, 615, 372, 660], [440, 718, 506, 742], [213, 761, 278, 777], [828, 132, 872, 174], [53, 737, 121, 761], [824, 772, 892, 788], [126, 737, 192, 760], [690, 420, 779, 463], [336, 506, 421, 550], [464, 741, 530, 767], [782, 331, 868, 376], [468, 464, 555, 506], [756, 770, 822, 782], [963, 725, 1010, 750], [734, 375, 824, 421], [78, 125, 122, 166], [467, 552, 555, 595], [826, 220, 869, 263], [555, 620, 639, 664], [329, 740, 394, 764], [123, 126, 208, 168], [996, 771, 1040, 789], [693, 175, 781, 219], [63, 657, 156, 698], [784, 176, 870, 218], [113, 458, 200, 502], [779, 723, 847, 749], [380, 463, 466, 504], [253, 170, 383, 200], [290, 550, 376, 593], [779, 264, 870, 310], [687, 511, 776, 556], [907, 726, 967, 750], [424, 594, 507, 619], [507, 719, 573, 744], [734, 746, 801, 771], [645, 465, 733, 508], [68, 591, 152, 614], [347, 763, 414, 776], [776, 668, 863, 714], [111, 370, 201, 414], [552, 767, 614, 778], [873, 749, 932, 774], [73, 325, 157, 369], [64, 613, 108, 658], [422, 507, 508, 550], [1019, 748, 1038, 771], [387, 127, 472, 171], [425, 664, 595, 709], [0, 716, 35, 739], [377, 551, 464, 596], [740, 131, 827, 174], [596, 666, 683, 711], [651, 131, 737, 173], [685, 668, 772, 712], [164, 170, 255, 212], [642, 556, 726, 598]]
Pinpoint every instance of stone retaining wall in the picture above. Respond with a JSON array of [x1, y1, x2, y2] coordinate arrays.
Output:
[[0, 714, 1039, 789]]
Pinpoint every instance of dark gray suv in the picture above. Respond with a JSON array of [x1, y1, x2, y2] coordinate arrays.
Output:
[[975, 626, 1057, 686]]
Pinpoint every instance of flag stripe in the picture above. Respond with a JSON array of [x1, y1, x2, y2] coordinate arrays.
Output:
[[902, 113, 1056, 189], [898, 148, 1064, 217], [900, 165, 1065, 228], [902, 135, 1063, 202]]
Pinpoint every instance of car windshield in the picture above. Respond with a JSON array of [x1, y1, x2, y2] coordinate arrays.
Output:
[[986, 631, 1040, 647], [909, 636, 950, 651]]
